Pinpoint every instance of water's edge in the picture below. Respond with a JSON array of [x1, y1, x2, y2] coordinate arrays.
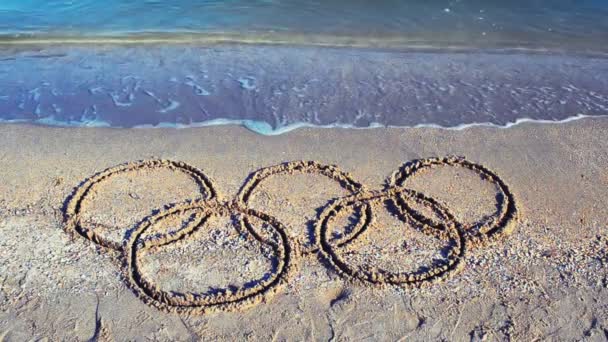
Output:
[[0, 114, 605, 136]]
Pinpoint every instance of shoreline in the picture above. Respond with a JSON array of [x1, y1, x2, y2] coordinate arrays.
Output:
[[1, 113, 607, 136]]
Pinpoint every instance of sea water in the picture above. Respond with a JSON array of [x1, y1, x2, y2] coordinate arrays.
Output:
[[0, 1, 607, 134], [2, 0, 608, 50]]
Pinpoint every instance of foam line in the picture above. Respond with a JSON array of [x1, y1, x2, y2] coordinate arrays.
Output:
[[1, 114, 605, 135], [130, 114, 607, 135]]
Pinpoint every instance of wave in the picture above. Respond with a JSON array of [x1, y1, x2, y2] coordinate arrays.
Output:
[[132, 114, 608, 135], [1, 114, 605, 135]]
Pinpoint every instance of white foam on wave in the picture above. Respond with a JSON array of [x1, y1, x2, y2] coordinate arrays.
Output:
[[157, 100, 181, 113], [133, 118, 276, 132], [1, 113, 604, 134], [237, 77, 257, 91], [0, 116, 112, 128], [131, 113, 605, 135]]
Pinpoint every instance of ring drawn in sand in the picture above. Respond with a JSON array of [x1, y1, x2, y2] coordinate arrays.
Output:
[[316, 188, 464, 287], [63, 159, 217, 251], [389, 156, 518, 246], [123, 200, 297, 314], [63, 156, 518, 314], [235, 160, 372, 254]]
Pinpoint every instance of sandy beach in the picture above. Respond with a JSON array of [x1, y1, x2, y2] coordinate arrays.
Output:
[[1, 117, 607, 340], [2, 1, 608, 340]]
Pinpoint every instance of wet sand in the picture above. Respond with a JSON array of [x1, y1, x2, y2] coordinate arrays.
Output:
[[1, 118, 608, 340]]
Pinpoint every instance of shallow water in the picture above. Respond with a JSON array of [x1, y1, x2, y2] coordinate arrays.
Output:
[[1, 45, 607, 134], [1, 0, 608, 52], [1, 2, 607, 133]]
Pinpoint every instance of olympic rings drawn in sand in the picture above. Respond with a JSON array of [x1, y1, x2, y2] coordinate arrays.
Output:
[[124, 200, 297, 315], [235, 160, 372, 254], [62, 156, 518, 314], [64, 159, 218, 251]]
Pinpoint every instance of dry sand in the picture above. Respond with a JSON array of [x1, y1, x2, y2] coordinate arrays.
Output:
[[1, 118, 607, 341]]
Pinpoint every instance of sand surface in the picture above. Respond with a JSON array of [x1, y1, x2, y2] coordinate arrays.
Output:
[[1, 119, 608, 340]]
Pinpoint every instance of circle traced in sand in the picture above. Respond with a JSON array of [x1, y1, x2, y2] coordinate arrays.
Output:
[[236, 160, 371, 254], [123, 200, 297, 315], [389, 156, 517, 245], [64, 159, 217, 251], [316, 188, 464, 287]]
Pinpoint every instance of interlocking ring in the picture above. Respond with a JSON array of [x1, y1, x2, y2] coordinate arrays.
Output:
[[63, 156, 518, 314], [389, 156, 517, 245], [123, 200, 296, 314], [236, 161, 372, 254], [64, 159, 217, 251], [316, 188, 464, 287]]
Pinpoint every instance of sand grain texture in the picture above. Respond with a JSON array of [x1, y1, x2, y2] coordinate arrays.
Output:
[[1, 119, 608, 340]]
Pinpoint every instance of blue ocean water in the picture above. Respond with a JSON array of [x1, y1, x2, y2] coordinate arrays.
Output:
[[0, 1, 607, 133], [1, 0, 608, 51]]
